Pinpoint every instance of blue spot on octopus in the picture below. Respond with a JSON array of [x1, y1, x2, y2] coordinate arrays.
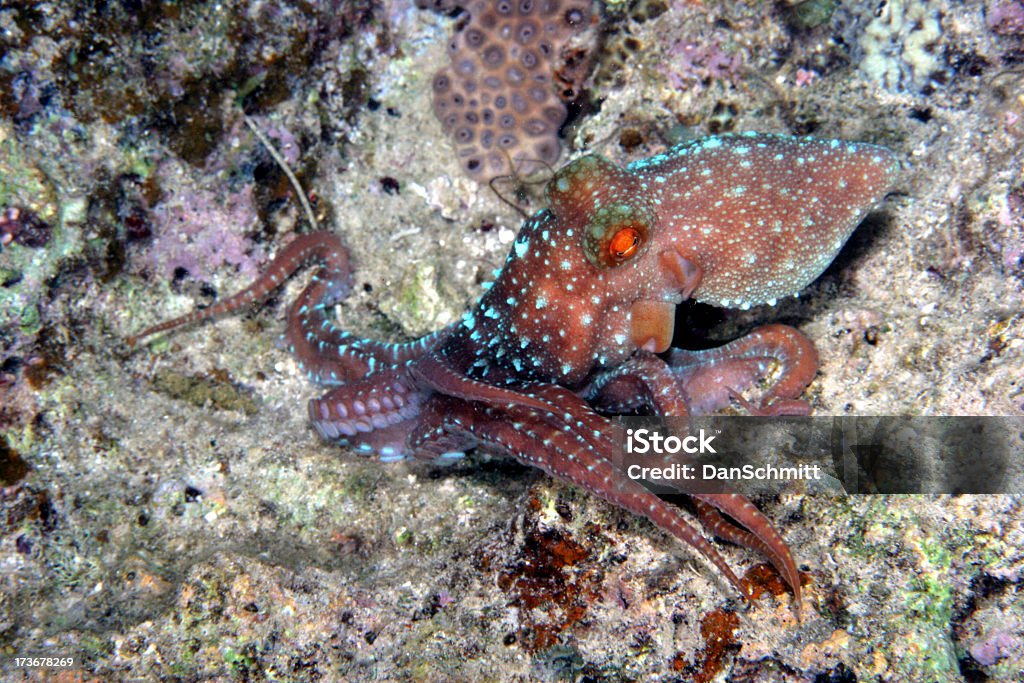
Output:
[[130, 132, 899, 610]]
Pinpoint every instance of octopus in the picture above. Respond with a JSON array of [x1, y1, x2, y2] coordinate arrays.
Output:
[[130, 132, 898, 609]]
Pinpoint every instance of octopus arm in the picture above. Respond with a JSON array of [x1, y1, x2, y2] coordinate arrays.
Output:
[[667, 325, 819, 415], [417, 394, 752, 598]]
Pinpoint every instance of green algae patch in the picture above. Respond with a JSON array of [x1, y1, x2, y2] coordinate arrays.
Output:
[[0, 125, 60, 224], [0, 122, 86, 341], [785, 0, 837, 29], [254, 462, 383, 534], [379, 262, 461, 338], [339, 465, 387, 504], [151, 367, 261, 415]]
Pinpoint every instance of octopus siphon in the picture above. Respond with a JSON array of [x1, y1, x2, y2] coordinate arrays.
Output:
[[130, 132, 898, 609]]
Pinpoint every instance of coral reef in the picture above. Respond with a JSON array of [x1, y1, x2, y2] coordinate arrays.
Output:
[[856, 0, 948, 91], [0, 0, 1023, 680], [426, 0, 600, 180]]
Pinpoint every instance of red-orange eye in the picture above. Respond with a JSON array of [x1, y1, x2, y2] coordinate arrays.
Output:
[[609, 227, 640, 261], [581, 205, 651, 269]]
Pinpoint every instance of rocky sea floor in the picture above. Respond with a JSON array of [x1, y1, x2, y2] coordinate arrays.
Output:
[[1, 0, 1023, 681]]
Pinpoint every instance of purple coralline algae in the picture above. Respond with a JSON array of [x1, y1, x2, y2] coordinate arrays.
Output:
[[987, 0, 1024, 34], [970, 631, 1019, 666], [660, 38, 742, 93], [142, 164, 266, 283]]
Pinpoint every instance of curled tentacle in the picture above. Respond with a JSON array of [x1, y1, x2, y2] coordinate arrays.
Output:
[[584, 352, 691, 416], [129, 233, 352, 345], [324, 417, 427, 462], [667, 324, 819, 415], [285, 275, 375, 384], [288, 296, 459, 386], [405, 402, 478, 460]]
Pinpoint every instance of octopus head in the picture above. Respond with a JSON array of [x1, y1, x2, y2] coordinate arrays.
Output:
[[541, 155, 702, 356]]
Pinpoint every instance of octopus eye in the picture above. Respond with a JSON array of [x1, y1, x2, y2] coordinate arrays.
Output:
[[582, 211, 650, 269], [609, 226, 640, 262]]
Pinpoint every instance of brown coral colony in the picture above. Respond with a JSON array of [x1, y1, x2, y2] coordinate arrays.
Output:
[[430, 0, 596, 180]]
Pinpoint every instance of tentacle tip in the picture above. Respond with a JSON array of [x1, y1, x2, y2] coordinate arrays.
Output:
[[734, 580, 756, 607], [790, 576, 806, 620], [126, 325, 162, 347], [125, 331, 154, 348]]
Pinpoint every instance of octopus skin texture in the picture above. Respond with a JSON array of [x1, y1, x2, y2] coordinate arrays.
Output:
[[130, 132, 899, 609]]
